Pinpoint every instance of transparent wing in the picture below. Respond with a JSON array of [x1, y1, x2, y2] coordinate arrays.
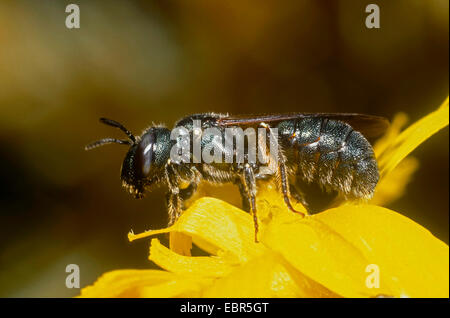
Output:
[[217, 113, 389, 140]]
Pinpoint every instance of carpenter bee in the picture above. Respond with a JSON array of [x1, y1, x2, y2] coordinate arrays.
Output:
[[86, 113, 389, 242]]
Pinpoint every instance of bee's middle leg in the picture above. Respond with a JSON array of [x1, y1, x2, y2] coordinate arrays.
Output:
[[234, 179, 250, 212], [241, 163, 259, 242]]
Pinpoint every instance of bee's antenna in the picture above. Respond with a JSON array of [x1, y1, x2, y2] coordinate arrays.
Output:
[[99, 118, 136, 143], [85, 138, 132, 151]]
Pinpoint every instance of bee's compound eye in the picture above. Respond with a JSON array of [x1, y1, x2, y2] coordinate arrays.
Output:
[[137, 131, 156, 176]]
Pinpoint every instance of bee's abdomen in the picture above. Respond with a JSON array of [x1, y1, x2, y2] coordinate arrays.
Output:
[[278, 118, 379, 199]]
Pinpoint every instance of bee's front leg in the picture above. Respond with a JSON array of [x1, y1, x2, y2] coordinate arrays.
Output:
[[179, 182, 198, 201], [165, 191, 182, 226], [165, 161, 183, 225]]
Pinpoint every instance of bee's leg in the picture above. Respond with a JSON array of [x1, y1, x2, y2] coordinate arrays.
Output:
[[234, 179, 250, 212], [166, 192, 182, 226], [179, 182, 198, 202], [289, 183, 310, 212], [259, 122, 305, 217], [242, 163, 259, 242], [278, 156, 306, 217], [165, 161, 183, 225]]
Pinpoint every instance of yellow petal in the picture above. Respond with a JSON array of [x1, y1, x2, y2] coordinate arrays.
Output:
[[261, 209, 385, 297], [374, 112, 409, 158], [79, 269, 178, 298], [313, 205, 449, 298], [371, 157, 419, 206], [261, 200, 449, 298], [149, 238, 235, 277], [79, 269, 213, 298], [129, 198, 266, 263], [201, 251, 340, 298], [377, 97, 449, 178], [139, 277, 213, 298], [169, 232, 192, 256]]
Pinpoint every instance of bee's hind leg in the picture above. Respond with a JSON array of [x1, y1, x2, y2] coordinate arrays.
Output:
[[278, 160, 306, 217], [289, 183, 310, 213], [259, 122, 305, 217]]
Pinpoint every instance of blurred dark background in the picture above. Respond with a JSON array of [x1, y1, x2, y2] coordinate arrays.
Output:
[[0, 0, 448, 297]]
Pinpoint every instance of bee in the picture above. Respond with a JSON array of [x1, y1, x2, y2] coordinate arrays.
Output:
[[85, 113, 389, 242]]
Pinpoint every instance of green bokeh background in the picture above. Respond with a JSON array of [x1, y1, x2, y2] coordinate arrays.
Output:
[[0, 0, 448, 297]]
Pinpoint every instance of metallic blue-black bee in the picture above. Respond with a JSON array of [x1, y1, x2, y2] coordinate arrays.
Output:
[[86, 113, 388, 241]]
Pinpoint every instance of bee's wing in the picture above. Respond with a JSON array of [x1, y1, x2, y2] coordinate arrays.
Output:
[[217, 113, 390, 141]]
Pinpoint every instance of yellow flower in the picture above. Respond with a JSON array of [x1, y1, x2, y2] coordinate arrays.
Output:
[[80, 97, 449, 298]]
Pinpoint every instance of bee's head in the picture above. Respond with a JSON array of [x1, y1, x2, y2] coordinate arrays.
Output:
[[85, 118, 172, 199], [120, 127, 172, 198]]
